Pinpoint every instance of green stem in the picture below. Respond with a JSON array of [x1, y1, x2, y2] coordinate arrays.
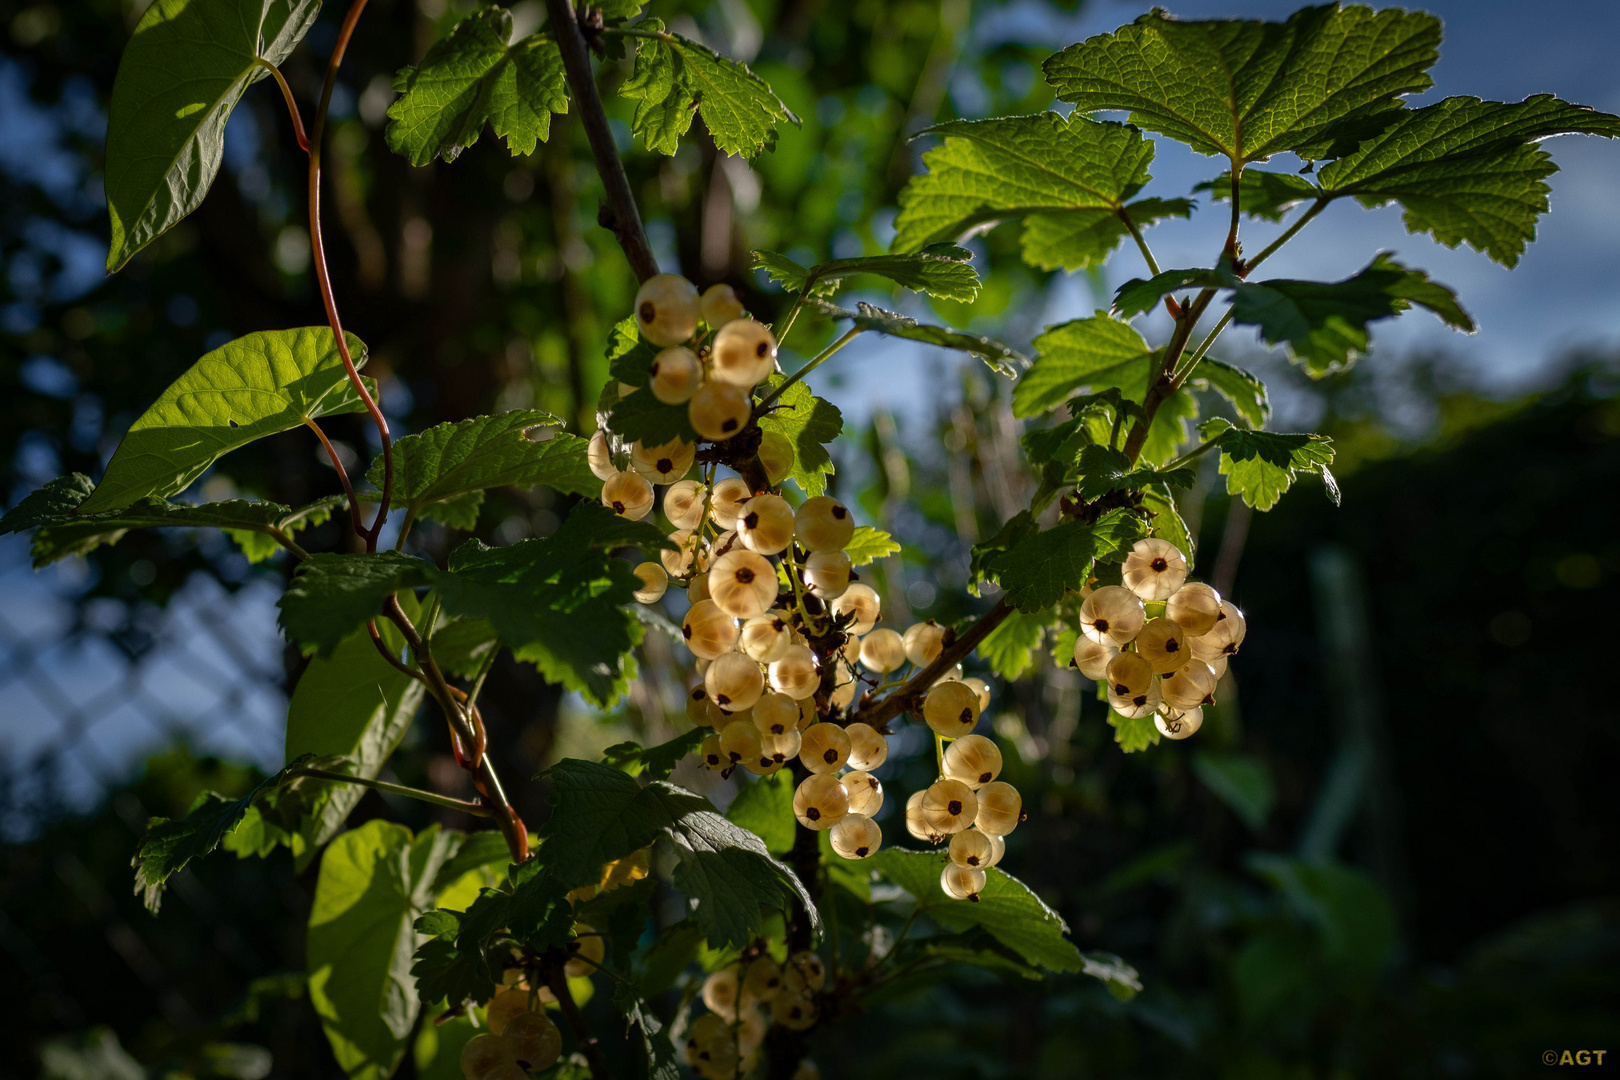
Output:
[[1244, 196, 1329, 275], [1165, 432, 1226, 472], [291, 767, 491, 816], [252, 58, 309, 152], [1116, 206, 1162, 277], [1171, 307, 1235, 387], [464, 642, 500, 713], [265, 528, 310, 560], [754, 329, 861, 417], [772, 287, 812, 350], [394, 508, 417, 552]]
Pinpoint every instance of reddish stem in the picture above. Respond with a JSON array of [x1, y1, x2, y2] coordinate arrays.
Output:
[[303, 418, 364, 537], [254, 58, 309, 152]]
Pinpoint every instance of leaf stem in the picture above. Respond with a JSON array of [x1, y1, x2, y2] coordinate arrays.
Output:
[[1243, 196, 1328, 276], [771, 286, 812, 351], [1164, 432, 1225, 472], [367, 618, 425, 682], [265, 527, 310, 560], [546, 0, 659, 282], [754, 329, 861, 417], [1171, 307, 1235, 387], [303, 418, 364, 537], [252, 58, 309, 152], [849, 597, 1014, 729], [290, 766, 492, 816], [1116, 206, 1161, 278]]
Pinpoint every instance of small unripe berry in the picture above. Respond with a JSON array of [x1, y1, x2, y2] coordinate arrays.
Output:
[[1105, 651, 1155, 699], [649, 345, 702, 404], [687, 684, 724, 726], [830, 583, 880, 635], [760, 728, 801, 765], [794, 496, 854, 552], [682, 599, 738, 659], [921, 778, 978, 835], [788, 950, 826, 991], [974, 780, 1022, 836], [737, 493, 795, 555], [662, 479, 707, 531], [1155, 704, 1204, 740], [793, 772, 849, 830], [707, 651, 765, 711], [770, 991, 818, 1030], [798, 721, 851, 774], [632, 561, 668, 604], [1122, 537, 1189, 600], [902, 620, 947, 666], [802, 549, 852, 599], [941, 863, 986, 901], [739, 614, 792, 663], [1190, 601, 1247, 659], [711, 319, 778, 387], [630, 436, 694, 484], [634, 273, 699, 346], [829, 813, 881, 859], [718, 719, 762, 766], [757, 430, 794, 484], [840, 769, 884, 816], [1080, 585, 1146, 645], [742, 955, 783, 1002], [700, 283, 746, 327], [710, 476, 753, 529], [1166, 581, 1222, 636], [844, 722, 888, 771], [942, 733, 1002, 788], [689, 380, 751, 441], [1072, 635, 1119, 680], [708, 549, 778, 619], [985, 832, 1006, 867], [701, 967, 741, 1019], [768, 644, 819, 700], [859, 627, 906, 673], [1107, 675, 1161, 718], [962, 676, 991, 712], [922, 680, 980, 738], [1161, 659, 1217, 710], [949, 828, 994, 868], [601, 469, 654, 520], [587, 429, 616, 481]]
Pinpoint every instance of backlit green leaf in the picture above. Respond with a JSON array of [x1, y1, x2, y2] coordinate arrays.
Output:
[[844, 525, 900, 566], [977, 606, 1057, 681], [278, 553, 436, 659], [1013, 314, 1155, 418], [1190, 358, 1269, 429], [757, 375, 844, 497], [1194, 169, 1322, 222], [1112, 266, 1228, 319], [751, 245, 981, 303], [984, 516, 1106, 613], [601, 729, 708, 781], [1107, 708, 1159, 753], [1202, 418, 1337, 511], [814, 300, 1026, 377]]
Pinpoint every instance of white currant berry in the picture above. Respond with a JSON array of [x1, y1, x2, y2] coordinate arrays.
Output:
[[1166, 581, 1222, 637], [1108, 675, 1161, 719], [962, 676, 991, 712], [802, 549, 852, 599], [480, 1062, 528, 1080], [1080, 585, 1146, 645], [794, 496, 854, 552], [718, 719, 762, 767], [751, 691, 799, 734], [1135, 617, 1190, 674], [632, 562, 668, 604], [709, 476, 753, 529], [661, 479, 707, 530], [1105, 651, 1155, 699], [770, 992, 818, 1031], [502, 1012, 562, 1072], [921, 778, 978, 835], [859, 627, 906, 673], [587, 430, 616, 481], [661, 529, 699, 576], [760, 728, 801, 765], [634, 273, 699, 347], [984, 832, 1006, 867], [844, 722, 888, 770], [737, 493, 795, 555], [839, 634, 863, 665], [830, 583, 880, 635], [933, 663, 965, 686], [689, 380, 751, 441], [700, 283, 746, 327], [798, 721, 850, 773], [1190, 601, 1247, 660], [699, 733, 725, 769], [768, 644, 819, 700], [461, 1032, 516, 1080], [922, 680, 980, 738], [687, 684, 724, 726], [739, 614, 792, 663], [795, 697, 818, 730], [904, 789, 934, 842], [1072, 635, 1119, 680], [1161, 659, 1217, 710], [828, 671, 857, 710], [735, 1005, 768, 1056], [840, 770, 884, 816], [788, 950, 826, 991], [742, 955, 783, 1003], [742, 751, 782, 775], [688, 569, 713, 604], [649, 345, 702, 404], [682, 599, 739, 659], [711, 319, 779, 388], [903, 620, 948, 667], [793, 772, 849, 830], [485, 988, 529, 1036], [708, 549, 777, 619], [707, 652, 765, 711], [601, 469, 654, 520], [949, 828, 994, 868], [941, 863, 986, 902], [830, 813, 881, 859], [942, 733, 1002, 788], [1123, 538, 1189, 601], [1155, 704, 1204, 740], [757, 430, 794, 484], [630, 436, 694, 484], [1207, 654, 1229, 678], [701, 967, 741, 1019], [974, 780, 1022, 836]]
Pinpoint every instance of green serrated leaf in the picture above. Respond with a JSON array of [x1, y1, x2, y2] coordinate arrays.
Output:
[[1202, 418, 1337, 511], [724, 771, 794, 855], [1317, 94, 1620, 267], [619, 20, 799, 158], [368, 410, 596, 528], [1021, 197, 1193, 274], [874, 849, 1085, 973], [970, 510, 1038, 595], [1112, 266, 1229, 320], [1043, 6, 1440, 163], [606, 316, 660, 387], [757, 374, 843, 497], [977, 606, 1057, 681], [984, 517, 1102, 613], [750, 250, 815, 294], [0, 473, 95, 532], [843, 525, 900, 567], [1191, 358, 1270, 428], [607, 386, 699, 447], [1141, 485, 1195, 568], [601, 729, 708, 781], [104, 0, 321, 271], [1230, 253, 1473, 376], [278, 553, 436, 659], [1107, 708, 1160, 752], [78, 329, 373, 515], [813, 300, 1027, 377], [1194, 169, 1322, 222], [752, 246, 981, 303], [385, 8, 567, 166], [1014, 314, 1155, 418], [893, 112, 1158, 271]]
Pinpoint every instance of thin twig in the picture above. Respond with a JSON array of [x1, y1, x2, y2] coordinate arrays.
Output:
[[1164, 432, 1225, 472], [753, 328, 861, 417], [264, 528, 311, 560], [253, 58, 309, 151], [1171, 307, 1235, 387], [291, 767, 492, 816], [849, 597, 1015, 728], [1243, 196, 1329, 276], [367, 619, 425, 681], [1116, 205, 1162, 278], [303, 418, 364, 537]]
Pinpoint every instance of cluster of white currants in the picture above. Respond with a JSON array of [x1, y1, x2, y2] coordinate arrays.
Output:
[[684, 952, 826, 1079], [458, 986, 563, 1080], [1072, 538, 1247, 740]]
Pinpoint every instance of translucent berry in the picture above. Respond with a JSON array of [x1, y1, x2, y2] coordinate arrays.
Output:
[[985, 832, 1006, 867], [922, 680, 980, 738], [793, 772, 849, 830], [689, 380, 751, 441], [682, 599, 738, 659], [1161, 659, 1217, 710], [1105, 651, 1155, 699], [962, 676, 991, 712], [649, 345, 702, 404], [941, 863, 986, 901], [699, 732, 725, 769], [1072, 635, 1119, 680], [601, 469, 654, 520], [949, 828, 994, 868], [737, 493, 795, 555], [1107, 675, 1161, 719], [1207, 654, 1229, 679], [1080, 585, 1146, 645], [844, 722, 888, 771], [1190, 601, 1247, 660], [974, 780, 1022, 836], [701, 966, 740, 1019], [751, 691, 799, 735], [794, 496, 854, 552], [740, 614, 792, 663], [757, 430, 794, 484], [707, 651, 765, 711], [829, 672, 857, 710], [634, 273, 699, 347], [659, 480, 705, 531], [798, 722, 851, 774], [788, 950, 826, 991], [502, 1012, 562, 1071], [689, 570, 712, 604], [942, 733, 1002, 788], [904, 789, 934, 842], [921, 778, 978, 835], [830, 583, 880, 635], [742, 955, 783, 1002], [859, 627, 906, 673], [632, 562, 668, 604], [687, 684, 723, 726], [711, 476, 753, 529], [830, 813, 882, 859], [771, 991, 818, 1030], [460, 1032, 515, 1080], [1156, 704, 1204, 740], [1133, 617, 1188, 673], [485, 987, 529, 1036], [700, 283, 746, 327], [802, 549, 852, 599], [587, 429, 616, 481], [768, 644, 819, 700], [631, 436, 695, 484], [1123, 537, 1189, 601], [760, 728, 801, 765], [711, 319, 778, 388], [795, 697, 818, 731], [660, 528, 699, 576], [708, 549, 777, 619], [902, 620, 947, 666], [1166, 581, 1222, 637], [840, 769, 884, 816]]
